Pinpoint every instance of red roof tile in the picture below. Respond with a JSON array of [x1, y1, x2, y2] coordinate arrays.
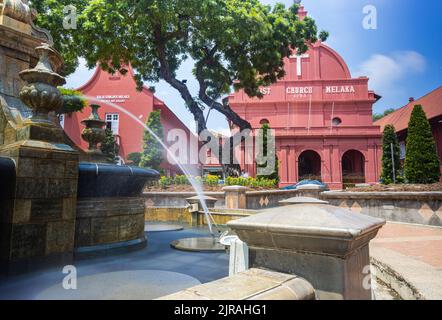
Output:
[[375, 86, 442, 133]]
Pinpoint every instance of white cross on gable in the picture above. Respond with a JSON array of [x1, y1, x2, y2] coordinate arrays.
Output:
[[290, 53, 309, 77]]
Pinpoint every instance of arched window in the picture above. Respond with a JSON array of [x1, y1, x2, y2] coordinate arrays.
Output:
[[260, 119, 270, 125], [342, 150, 366, 187], [298, 150, 322, 181]]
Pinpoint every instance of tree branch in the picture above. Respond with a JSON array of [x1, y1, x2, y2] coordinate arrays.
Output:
[[153, 27, 206, 134]]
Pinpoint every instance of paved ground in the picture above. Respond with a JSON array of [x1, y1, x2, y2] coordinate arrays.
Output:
[[1, 221, 441, 300], [371, 222, 442, 299], [0, 226, 229, 300]]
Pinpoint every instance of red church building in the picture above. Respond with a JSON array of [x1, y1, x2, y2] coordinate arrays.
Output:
[[62, 65, 192, 175], [375, 86, 442, 181], [229, 6, 382, 190]]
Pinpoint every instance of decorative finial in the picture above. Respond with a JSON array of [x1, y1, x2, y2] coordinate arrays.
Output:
[[18, 44, 66, 125], [81, 105, 106, 153]]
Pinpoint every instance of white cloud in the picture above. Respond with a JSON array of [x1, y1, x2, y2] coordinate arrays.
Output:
[[354, 51, 427, 92]]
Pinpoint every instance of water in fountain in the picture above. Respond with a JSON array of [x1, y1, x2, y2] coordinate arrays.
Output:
[[81, 95, 222, 238]]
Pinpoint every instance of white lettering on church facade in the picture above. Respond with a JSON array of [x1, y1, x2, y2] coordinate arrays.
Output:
[[97, 95, 130, 103], [286, 86, 313, 95], [325, 86, 355, 94], [259, 87, 271, 95]]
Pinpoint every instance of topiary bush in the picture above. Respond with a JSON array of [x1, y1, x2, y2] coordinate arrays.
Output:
[[381, 124, 402, 184], [404, 105, 441, 184]]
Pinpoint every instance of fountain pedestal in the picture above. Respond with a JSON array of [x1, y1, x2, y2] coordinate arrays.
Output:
[[0, 41, 79, 272], [80, 104, 108, 163], [228, 202, 385, 300]]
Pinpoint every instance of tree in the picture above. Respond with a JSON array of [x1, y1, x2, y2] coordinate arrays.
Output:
[[140, 110, 164, 171], [373, 108, 396, 122], [32, 0, 327, 172], [101, 128, 120, 163], [404, 105, 441, 184], [256, 123, 279, 182], [380, 124, 401, 184], [127, 152, 142, 167]]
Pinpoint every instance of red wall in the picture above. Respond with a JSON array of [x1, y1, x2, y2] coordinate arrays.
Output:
[[229, 41, 382, 189], [63, 66, 192, 174]]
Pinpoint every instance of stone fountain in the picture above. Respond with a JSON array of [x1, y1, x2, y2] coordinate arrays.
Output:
[[0, 1, 158, 272], [74, 103, 159, 256]]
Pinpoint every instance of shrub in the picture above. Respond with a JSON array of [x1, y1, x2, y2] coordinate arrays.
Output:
[[225, 176, 277, 189], [140, 110, 164, 171], [381, 124, 401, 184], [404, 105, 441, 183], [256, 123, 280, 182], [101, 128, 119, 163], [127, 152, 142, 166], [204, 175, 219, 187]]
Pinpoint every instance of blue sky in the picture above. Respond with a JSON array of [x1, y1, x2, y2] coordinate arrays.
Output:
[[66, 0, 442, 134]]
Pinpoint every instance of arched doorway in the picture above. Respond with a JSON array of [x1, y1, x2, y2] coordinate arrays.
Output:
[[342, 150, 366, 187], [298, 150, 322, 181]]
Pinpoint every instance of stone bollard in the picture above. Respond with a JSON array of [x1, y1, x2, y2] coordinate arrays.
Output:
[[186, 195, 218, 226], [229, 238, 249, 276], [223, 186, 248, 209], [296, 184, 327, 199], [228, 201, 385, 300]]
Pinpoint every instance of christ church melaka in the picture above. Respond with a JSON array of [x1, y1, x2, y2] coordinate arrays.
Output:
[[228, 6, 382, 190]]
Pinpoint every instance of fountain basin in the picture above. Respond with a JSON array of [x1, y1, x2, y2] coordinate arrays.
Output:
[[75, 163, 159, 256], [77, 162, 159, 198]]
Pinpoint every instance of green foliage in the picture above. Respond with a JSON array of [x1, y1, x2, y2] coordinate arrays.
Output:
[[373, 108, 396, 122], [127, 152, 142, 166], [57, 88, 87, 114], [204, 174, 220, 187], [404, 105, 441, 184], [32, 0, 327, 131], [381, 125, 401, 184], [225, 176, 277, 189], [158, 174, 219, 189], [140, 110, 164, 171], [157, 174, 276, 189], [256, 123, 279, 182], [100, 128, 119, 163]]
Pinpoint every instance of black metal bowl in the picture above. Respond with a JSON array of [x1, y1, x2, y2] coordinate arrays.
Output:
[[77, 163, 159, 198]]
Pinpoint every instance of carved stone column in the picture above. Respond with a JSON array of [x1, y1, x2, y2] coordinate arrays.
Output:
[[0, 5, 79, 273]]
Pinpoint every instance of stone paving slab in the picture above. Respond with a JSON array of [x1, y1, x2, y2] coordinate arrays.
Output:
[[371, 222, 442, 299]]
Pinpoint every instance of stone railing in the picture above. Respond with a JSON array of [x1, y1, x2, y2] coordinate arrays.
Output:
[[246, 189, 301, 210], [143, 188, 307, 210], [143, 191, 225, 208], [321, 191, 442, 227]]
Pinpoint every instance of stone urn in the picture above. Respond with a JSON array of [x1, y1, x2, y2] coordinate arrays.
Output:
[[19, 43, 66, 125], [81, 104, 106, 153]]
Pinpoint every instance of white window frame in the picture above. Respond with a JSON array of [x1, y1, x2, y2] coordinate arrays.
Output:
[[105, 113, 120, 135], [400, 141, 406, 160]]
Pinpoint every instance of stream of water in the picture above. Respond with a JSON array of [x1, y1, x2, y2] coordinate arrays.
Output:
[[82, 95, 220, 236]]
